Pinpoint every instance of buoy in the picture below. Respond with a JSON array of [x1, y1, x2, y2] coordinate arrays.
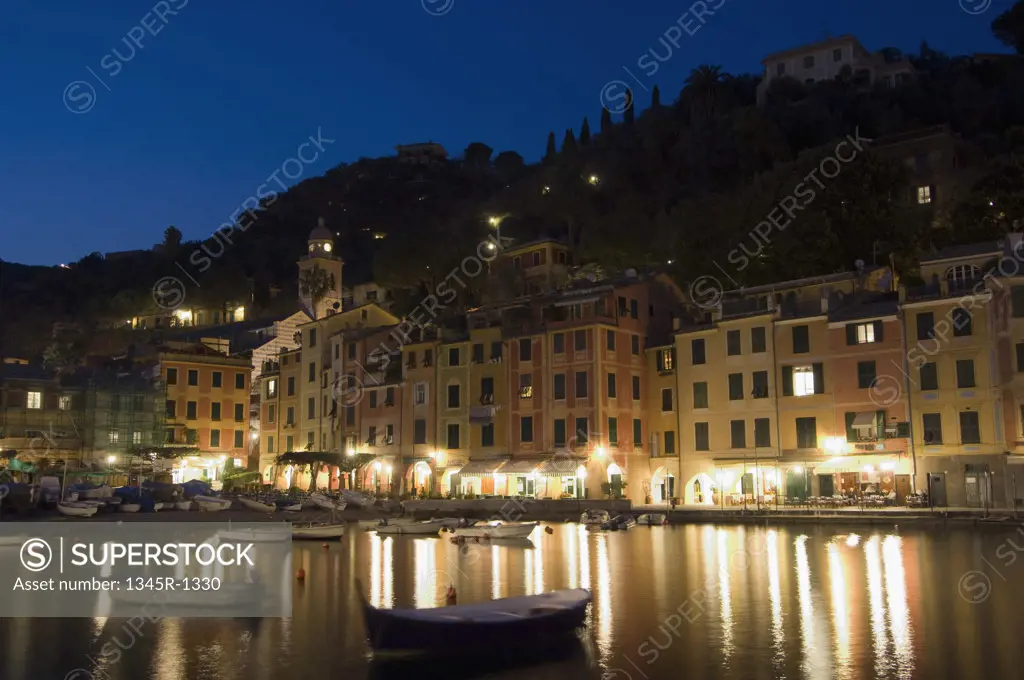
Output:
[[296, 568, 305, 581], [445, 584, 457, 605], [544, 526, 554, 534], [321, 543, 329, 549]]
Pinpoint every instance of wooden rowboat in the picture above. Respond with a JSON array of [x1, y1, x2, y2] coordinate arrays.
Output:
[[238, 497, 276, 513], [357, 580, 591, 653], [58, 502, 98, 517], [452, 521, 538, 539], [292, 524, 346, 540], [375, 519, 448, 536]]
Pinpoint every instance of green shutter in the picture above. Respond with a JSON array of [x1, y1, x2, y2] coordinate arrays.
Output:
[[845, 412, 857, 442], [874, 320, 884, 342], [813, 363, 824, 394], [782, 366, 794, 396], [845, 324, 857, 345]]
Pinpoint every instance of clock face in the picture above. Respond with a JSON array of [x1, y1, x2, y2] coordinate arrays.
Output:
[[323, 243, 332, 252]]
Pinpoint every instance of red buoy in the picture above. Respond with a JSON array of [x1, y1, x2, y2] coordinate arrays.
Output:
[[296, 568, 305, 581], [322, 542, 329, 549]]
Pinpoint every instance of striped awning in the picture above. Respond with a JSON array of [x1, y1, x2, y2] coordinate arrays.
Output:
[[539, 458, 584, 476], [456, 459, 507, 476], [502, 459, 543, 475]]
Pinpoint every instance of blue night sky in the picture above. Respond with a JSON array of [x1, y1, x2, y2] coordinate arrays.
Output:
[[0, 0, 1013, 265]]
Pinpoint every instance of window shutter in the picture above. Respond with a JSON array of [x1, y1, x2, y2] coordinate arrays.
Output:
[[845, 324, 857, 345], [845, 412, 857, 441], [813, 363, 824, 394], [782, 366, 794, 396], [874, 320, 884, 342]]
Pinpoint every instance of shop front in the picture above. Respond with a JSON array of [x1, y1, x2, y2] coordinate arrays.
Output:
[[456, 458, 507, 497], [360, 456, 397, 496], [501, 459, 545, 498], [537, 458, 586, 499]]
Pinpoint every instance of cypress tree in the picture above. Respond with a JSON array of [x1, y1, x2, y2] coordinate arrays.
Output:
[[579, 117, 591, 146], [562, 128, 578, 154], [544, 131, 557, 161], [623, 88, 635, 125], [600, 108, 612, 134], [651, 85, 662, 108]]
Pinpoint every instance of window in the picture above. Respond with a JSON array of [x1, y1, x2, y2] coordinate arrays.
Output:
[[632, 375, 641, 401], [691, 339, 706, 365], [109, 430, 119, 444], [657, 348, 675, 373], [857, 361, 877, 389], [752, 371, 769, 399], [286, 377, 294, 396], [519, 374, 533, 399], [166, 400, 176, 418], [481, 423, 494, 447], [575, 371, 588, 398], [26, 391, 42, 409], [234, 403, 243, 422], [607, 330, 616, 351], [235, 373, 245, 389], [607, 372, 617, 398], [414, 419, 427, 444], [920, 362, 938, 390], [447, 424, 461, 450], [345, 406, 355, 426], [286, 406, 294, 425], [776, 62, 786, 76], [521, 416, 534, 443], [727, 330, 741, 356], [368, 425, 377, 446], [694, 422, 710, 451], [728, 373, 744, 401], [953, 308, 972, 336], [234, 430, 244, 448], [554, 374, 566, 400], [188, 370, 198, 386], [959, 411, 980, 444], [167, 368, 178, 385], [307, 398, 315, 419], [784, 364, 823, 397], [917, 186, 932, 204], [211, 402, 222, 421], [956, 359, 976, 388], [574, 417, 589, 444], [754, 418, 771, 448], [847, 321, 881, 345], [267, 436, 275, 454], [792, 325, 810, 354], [186, 401, 197, 419], [631, 335, 640, 355], [833, 48, 842, 62], [1017, 344, 1024, 373], [554, 419, 567, 447], [519, 338, 532, 361], [662, 429, 674, 454], [447, 384, 460, 408], [309, 328, 317, 347], [922, 413, 942, 444], [472, 343, 484, 364], [423, 349, 433, 366], [1012, 287, 1024, 318], [633, 419, 642, 447], [751, 327, 766, 353], [947, 265, 980, 283], [307, 432, 315, 449], [916, 312, 935, 340], [491, 341, 503, 361], [553, 333, 565, 354], [803, 55, 814, 68], [795, 417, 817, 449], [385, 387, 395, 405], [574, 330, 586, 352], [693, 382, 708, 408], [307, 361, 315, 383], [415, 382, 428, 405], [212, 371, 222, 388], [618, 296, 628, 316], [211, 430, 221, 448], [630, 299, 639, 319], [661, 387, 673, 412], [369, 391, 377, 408], [730, 420, 746, 449], [448, 347, 460, 366]]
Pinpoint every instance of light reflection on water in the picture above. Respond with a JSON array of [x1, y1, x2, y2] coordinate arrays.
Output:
[[3, 524, 1023, 680]]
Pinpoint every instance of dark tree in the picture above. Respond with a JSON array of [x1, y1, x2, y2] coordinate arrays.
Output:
[[579, 117, 591, 146], [162, 225, 182, 251], [623, 88, 635, 124], [600, 107, 612, 134], [463, 142, 493, 169], [544, 131, 557, 162], [494, 150, 525, 182], [562, 128, 578, 154], [993, 0, 1024, 54], [651, 85, 662, 108]]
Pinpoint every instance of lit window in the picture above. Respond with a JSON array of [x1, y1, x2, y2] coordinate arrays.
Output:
[[132, 431, 142, 444], [58, 395, 71, 411], [267, 379, 278, 398], [856, 323, 875, 344], [917, 186, 932, 204], [793, 366, 815, 396], [109, 430, 120, 444], [27, 392, 42, 409], [946, 265, 980, 282]]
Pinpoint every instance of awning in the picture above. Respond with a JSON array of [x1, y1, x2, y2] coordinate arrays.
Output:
[[457, 459, 507, 476], [851, 412, 877, 428], [539, 458, 583, 476], [1008, 455, 1024, 465], [501, 459, 543, 475]]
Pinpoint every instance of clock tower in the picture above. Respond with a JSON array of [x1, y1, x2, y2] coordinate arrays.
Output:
[[298, 217, 343, 319]]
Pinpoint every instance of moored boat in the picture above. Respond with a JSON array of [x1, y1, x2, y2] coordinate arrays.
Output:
[[452, 521, 538, 539], [58, 502, 98, 518], [358, 517, 418, 531], [292, 524, 346, 540], [176, 500, 194, 511], [120, 503, 141, 513], [238, 497, 276, 513], [194, 495, 232, 512], [358, 582, 592, 653], [375, 519, 448, 536], [274, 499, 302, 511], [636, 513, 667, 526], [339, 489, 372, 508], [580, 509, 610, 525], [599, 515, 636, 531], [309, 492, 347, 510], [219, 528, 290, 543]]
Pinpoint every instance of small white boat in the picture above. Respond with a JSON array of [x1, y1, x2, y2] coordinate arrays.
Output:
[[311, 492, 349, 510], [79, 485, 113, 500], [339, 489, 372, 508], [292, 524, 346, 540], [636, 513, 667, 526], [359, 517, 418, 531], [153, 502, 166, 512], [375, 519, 448, 536], [194, 495, 232, 512], [58, 502, 98, 518], [277, 501, 302, 512], [580, 509, 610, 525], [120, 503, 141, 513], [219, 528, 290, 543], [453, 522, 538, 539], [238, 497, 276, 513], [176, 500, 193, 511]]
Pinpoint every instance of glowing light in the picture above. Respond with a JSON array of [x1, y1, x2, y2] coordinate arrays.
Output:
[[594, 446, 606, 458], [250, 432, 258, 441], [588, 175, 600, 185], [487, 216, 501, 227], [346, 448, 356, 457], [794, 466, 803, 473], [323, 243, 333, 251], [486, 242, 496, 251], [880, 462, 896, 471], [575, 465, 587, 479], [174, 309, 192, 322], [542, 185, 551, 194], [234, 306, 245, 320], [863, 465, 875, 473], [218, 455, 227, 462], [373, 461, 382, 471], [846, 534, 861, 547], [385, 464, 392, 476], [824, 437, 845, 454], [106, 455, 116, 464], [606, 463, 622, 477], [828, 542, 851, 675]]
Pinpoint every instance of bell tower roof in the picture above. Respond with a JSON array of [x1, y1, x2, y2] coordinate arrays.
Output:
[[309, 217, 333, 242]]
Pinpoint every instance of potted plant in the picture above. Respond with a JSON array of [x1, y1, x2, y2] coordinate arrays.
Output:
[[670, 497, 679, 508]]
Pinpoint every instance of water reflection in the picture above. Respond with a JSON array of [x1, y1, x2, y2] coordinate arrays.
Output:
[[716, 529, 733, 661], [595, 533, 612, 662], [865, 535, 886, 677], [414, 539, 436, 609], [882, 535, 914, 678], [492, 544, 501, 600], [766, 530, 784, 669], [369, 534, 394, 608], [828, 542, 851, 679]]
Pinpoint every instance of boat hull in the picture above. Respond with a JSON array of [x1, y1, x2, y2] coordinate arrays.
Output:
[[453, 522, 538, 539], [120, 504, 141, 513], [238, 498, 276, 513], [376, 520, 447, 536], [636, 514, 667, 526], [579, 511, 609, 525], [360, 588, 591, 653], [292, 524, 346, 540], [194, 496, 232, 512], [58, 503, 98, 518]]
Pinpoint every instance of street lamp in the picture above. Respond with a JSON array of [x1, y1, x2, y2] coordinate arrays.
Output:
[[486, 214, 508, 245]]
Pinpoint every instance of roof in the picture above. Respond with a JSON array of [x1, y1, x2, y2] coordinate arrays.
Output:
[[500, 238, 567, 255], [920, 241, 1002, 264], [309, 217, 333, 241], [723, 267, 883, 297], [828, 296, 898, 323], [872, 125, 953, 149], [761, 35, 861, 64]]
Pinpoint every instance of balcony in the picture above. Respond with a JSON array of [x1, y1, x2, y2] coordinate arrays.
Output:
[[470, 405, 496, 424]]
